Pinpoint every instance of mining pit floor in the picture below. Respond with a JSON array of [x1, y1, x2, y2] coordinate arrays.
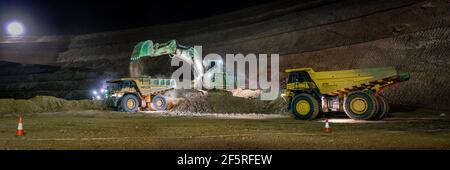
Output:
[[0, 109, 449, 150]]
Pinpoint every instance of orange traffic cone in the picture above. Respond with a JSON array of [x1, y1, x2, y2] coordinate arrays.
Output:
[[324, 118, 331, 133], [16, 115, 25, 136]]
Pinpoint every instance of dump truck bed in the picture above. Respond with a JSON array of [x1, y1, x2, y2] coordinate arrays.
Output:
[[106, 77, 176, 95], [286, 67, 410, 95]]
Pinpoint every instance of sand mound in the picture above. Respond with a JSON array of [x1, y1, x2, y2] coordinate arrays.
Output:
[[227, 88, 262, 99], [171, 90, 288, 114], [0, 96, 106, 114], [0, 91, 287, 115]]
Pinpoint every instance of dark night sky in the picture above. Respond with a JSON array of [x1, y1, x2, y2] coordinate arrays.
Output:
[[0, 0, 273, 36]]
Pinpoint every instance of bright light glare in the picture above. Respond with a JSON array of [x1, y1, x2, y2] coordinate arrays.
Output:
[[7, 21, 24, 36], [92, 90, 98, 95], [318, 118, 387, 124]]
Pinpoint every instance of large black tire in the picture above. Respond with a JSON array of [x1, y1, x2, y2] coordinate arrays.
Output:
[[120, 94, 139, 113], [290, 93, 320, 120], [344, 91, 378, 120], [152, 95, 168, 111], [373, 95, 390, 120]]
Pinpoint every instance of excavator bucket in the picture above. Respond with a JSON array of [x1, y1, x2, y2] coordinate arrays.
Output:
[[130, 40, 178, 61], [131, 40, 154, 61]]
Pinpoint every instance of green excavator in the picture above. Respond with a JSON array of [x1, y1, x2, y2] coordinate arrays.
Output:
[[105, 40, 229, 112]]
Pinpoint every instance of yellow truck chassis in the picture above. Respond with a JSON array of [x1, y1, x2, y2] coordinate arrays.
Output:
[[282, 67, 410, 120], [105, 77, 176, 112]]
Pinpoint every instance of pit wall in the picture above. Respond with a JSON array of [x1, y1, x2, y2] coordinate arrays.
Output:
[[0, 0, 449, 110]]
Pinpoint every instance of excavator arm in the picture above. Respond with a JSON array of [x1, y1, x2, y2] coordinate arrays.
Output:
[[130, 40, 205, 87]]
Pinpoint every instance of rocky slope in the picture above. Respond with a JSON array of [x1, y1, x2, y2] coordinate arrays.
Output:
[[0, 0, 448, 110]]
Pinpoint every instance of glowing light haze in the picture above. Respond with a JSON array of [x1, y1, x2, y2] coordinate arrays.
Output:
[[6, 21, 24, 36]]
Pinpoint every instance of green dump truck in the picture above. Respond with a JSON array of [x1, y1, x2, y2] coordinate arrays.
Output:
[[281, 67, 410, 120]]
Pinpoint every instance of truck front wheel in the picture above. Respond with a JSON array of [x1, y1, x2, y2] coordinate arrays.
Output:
[[290, 93, 320, 120], [120, 94, 139, 113], [344, 91, 378, 120]]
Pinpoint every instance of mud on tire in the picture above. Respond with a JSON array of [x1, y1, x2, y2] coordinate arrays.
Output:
[[372, 95, 390, 120], [120, 94, 139, 113], [344, 91, 378, 120], [290, 93, 320, 120], [152, 94, 168, 111]]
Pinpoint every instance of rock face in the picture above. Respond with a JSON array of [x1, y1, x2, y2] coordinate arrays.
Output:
[[0, 0, 449, 110]]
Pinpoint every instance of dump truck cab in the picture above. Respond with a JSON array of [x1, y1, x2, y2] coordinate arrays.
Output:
[[282, 67, 410, 120], [283, 68, 323, 120], [105, 77, 176, 112], [285, 68, 321, 96]]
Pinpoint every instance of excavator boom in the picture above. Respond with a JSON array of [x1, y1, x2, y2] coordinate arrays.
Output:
[[130, 40, 205, 88], [131, 40, 186, 60]]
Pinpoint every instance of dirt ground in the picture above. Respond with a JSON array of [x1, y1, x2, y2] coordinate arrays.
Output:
[[0, 108, 449, 150]]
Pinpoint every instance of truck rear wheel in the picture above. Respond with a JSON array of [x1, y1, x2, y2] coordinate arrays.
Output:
[[373, 95, 390, 120], [290, 93, 320, 120], [120, 94, 139, 113], [344, 91, 378, 120], [152, 95, 168, 111]]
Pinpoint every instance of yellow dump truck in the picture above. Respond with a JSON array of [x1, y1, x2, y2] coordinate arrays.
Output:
[[105, 77, 176, 112], [281, 67, 410, 120]]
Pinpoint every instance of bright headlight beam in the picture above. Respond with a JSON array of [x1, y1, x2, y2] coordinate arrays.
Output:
[[6, 21, 24, 36]]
